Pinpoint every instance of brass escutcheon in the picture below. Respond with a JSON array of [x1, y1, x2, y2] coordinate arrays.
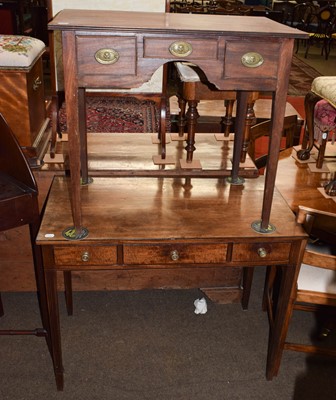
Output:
[[33, 76, 42, 91], [169, 41, 193, 57], [241, 52, 264, 68], [94, 48, 119, 65]]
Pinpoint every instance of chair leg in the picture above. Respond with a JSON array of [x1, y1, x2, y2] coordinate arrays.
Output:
[[316, 133, 328, 169], [297, 91, 321, 161]]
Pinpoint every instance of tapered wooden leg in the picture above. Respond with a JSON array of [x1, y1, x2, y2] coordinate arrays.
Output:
[[45, 270, 64, 391], [63, 271, 73, 316]]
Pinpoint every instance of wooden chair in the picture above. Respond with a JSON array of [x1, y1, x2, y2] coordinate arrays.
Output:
[[263, 205, 336, 362], [172, 61, 259, 168], [0, 113, 49, 337]]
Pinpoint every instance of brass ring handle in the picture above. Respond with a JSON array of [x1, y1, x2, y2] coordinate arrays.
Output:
[[257, 247, 267, 258], [95, 48, 120, 65], [169, 41, 193, 57], [170, 250, 179, 261], [81, 251, 90, 262], [241, 52, 264, 68], [33, 76, 42, 91]]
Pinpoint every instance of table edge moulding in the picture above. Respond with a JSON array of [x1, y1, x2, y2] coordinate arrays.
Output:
[[48, 9, 307, 238]]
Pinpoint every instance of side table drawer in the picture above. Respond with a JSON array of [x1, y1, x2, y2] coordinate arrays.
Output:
[[224, 39, 280, 79], [232, 242, 291, 263], [143, 37, 218, 60], [53, 245, 117, 266], [124, 243, 228, 265], [76, 36, 137, 76]]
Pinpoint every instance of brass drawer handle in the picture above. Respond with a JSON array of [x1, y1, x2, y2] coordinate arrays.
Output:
[[257, 247, 267, 258], [81, 251, 90, 262], [169, 41, 193, 57], [95, 48, 120, 65], [241, 52, 264, 68], [170, 250, 179, 261], [33, 76, 42, 91]]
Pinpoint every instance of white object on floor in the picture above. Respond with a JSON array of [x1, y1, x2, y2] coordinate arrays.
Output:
[[194, 297, 207, 314]]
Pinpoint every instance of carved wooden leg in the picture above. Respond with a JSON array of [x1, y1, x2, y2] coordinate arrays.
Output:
[[176, 94, 187, 138], [222, 99, 234, 137], [297, 91, 321, 160], [184, 99, 200, 166], [240, 98, 257, 163]]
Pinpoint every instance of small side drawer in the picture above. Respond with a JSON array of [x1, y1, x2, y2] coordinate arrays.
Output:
[[54, 245, 117, 266], [76, 36, 136, 76], [143, 37, 218, 60], [123, 243, 227, 265], [224, 39, 280, 79], [232, 242, 291, 263]]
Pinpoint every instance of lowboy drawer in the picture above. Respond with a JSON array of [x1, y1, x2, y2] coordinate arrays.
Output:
[[76, 36, 136, 76], [143, 37, 218, 60], [224, 39, 280, 79], [123, 243, 228, 265], [232, 242, 291, 263], [54, 245, 117, 266]]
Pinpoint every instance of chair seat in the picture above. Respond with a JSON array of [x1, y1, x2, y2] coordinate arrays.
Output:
[[298, 241, 336, 293], [311, 76, 336, 108], [298, 264, 336, 293]]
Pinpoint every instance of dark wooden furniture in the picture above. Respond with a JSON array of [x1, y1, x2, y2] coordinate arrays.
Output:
[[37, 11, 309, 390], [48, 10, 307, 237], [37, 174, 307, 390], [0, 113, 51, 355], [0, 43, 51, 167]]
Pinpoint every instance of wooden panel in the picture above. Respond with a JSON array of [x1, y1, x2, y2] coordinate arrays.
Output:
[[0, 59, 45, 147], [123, 243, 228, 265]]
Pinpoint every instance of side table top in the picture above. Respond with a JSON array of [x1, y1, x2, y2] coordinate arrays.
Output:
[[37, 176, 305, 244]]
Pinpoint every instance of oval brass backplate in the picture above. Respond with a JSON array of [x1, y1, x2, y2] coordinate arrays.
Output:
[[241, 52, 264, 68], [94, 48, 119, 65], [169, 41, 193, 57]]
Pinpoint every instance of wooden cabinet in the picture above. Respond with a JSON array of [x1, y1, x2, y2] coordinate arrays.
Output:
[[0, 52, 50, 166]]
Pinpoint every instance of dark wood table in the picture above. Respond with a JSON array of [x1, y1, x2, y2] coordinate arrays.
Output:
[[37, 174, 307, 390], [48, 9, 307, 237]]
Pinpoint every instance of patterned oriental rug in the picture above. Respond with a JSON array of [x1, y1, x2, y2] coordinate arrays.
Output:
[[288, 55, 321, 97], [57, 56, 319, 133], [58, 96, 160, 134]]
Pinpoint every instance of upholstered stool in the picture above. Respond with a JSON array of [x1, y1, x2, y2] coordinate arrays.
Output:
[[0, 35, 50, 167], [297, 76, 336, 170]]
